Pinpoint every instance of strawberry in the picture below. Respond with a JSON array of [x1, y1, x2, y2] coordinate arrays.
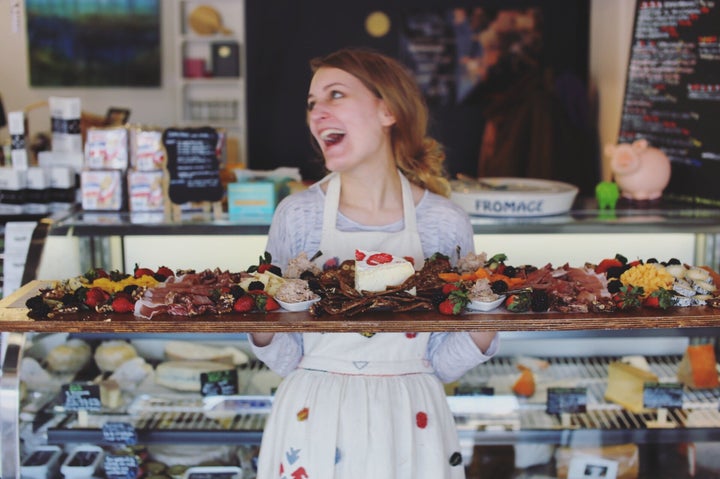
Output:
[[155, 266, 174, 280], [438, 289, 469, 315], [404, 256, 415, 266], [232, 295, 255, 313], [612, 284, 644, 309], [643, 288, 674, 309], [438, 299, 458, 315], [505, 292, 531, 312], [111, 296, 134, 313], [366, 253, 393, 265], [83, 268, 109, 282], [134, 263, 155, 279], [85, 287, 110, 308], [355, 250, 366, 261], [595, 258, 623, 274], [442, 282, 461, 295], [251, 291, 280, 312], [248, 251, 282, 275]]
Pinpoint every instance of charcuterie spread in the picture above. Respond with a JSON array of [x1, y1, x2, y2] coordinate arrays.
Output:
[[22, 249, 720, 322]]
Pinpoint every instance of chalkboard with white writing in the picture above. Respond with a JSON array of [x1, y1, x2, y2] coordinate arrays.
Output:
[[618, 1, 720, 204], [163, 127, 224, 204]]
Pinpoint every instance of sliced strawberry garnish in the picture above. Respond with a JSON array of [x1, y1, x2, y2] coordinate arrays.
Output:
[[366, 253, 393, 265], [355, 250, 366, 261]]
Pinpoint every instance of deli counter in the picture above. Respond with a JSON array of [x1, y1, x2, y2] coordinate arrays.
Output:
[[3, 199, 720, 478]]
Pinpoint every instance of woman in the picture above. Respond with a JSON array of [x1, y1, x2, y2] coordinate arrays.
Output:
[[250, 48, 498, 478]]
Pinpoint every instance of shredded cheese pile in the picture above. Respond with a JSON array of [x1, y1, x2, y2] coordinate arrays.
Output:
[[620, 263, 674, 296]]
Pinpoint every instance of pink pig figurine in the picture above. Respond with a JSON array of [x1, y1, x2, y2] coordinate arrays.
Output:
[[605, 139, 671, 200]]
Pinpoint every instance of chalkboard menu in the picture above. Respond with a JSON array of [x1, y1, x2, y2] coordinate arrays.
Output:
[[618, 1, 720, 204], [163, 127, 224, 204]]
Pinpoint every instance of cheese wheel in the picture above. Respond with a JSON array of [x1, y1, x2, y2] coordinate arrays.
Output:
[[94, 340, 138, 372], [155, 360, 234, 392], [46, 339, 91, 373]]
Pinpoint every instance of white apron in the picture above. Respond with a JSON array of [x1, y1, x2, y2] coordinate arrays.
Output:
[[256, 171, 465, 479]]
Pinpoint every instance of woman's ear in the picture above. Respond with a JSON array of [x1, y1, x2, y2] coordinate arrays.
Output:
[[378, 100, 396, 127]]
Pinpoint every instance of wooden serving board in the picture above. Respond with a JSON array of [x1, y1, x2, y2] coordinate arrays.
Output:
[[1, 281, 720, 334]]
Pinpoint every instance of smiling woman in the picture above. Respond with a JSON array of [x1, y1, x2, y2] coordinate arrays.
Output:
[[248, 48, 498, 479]]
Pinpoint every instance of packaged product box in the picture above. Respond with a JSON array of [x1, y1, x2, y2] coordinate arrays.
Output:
[[49, 96, 82, 153], [81, 169, 125, 211], [227, 180, 275, 224], [130, 127, 165, 171], [128, 170, 165, 212], [25, 167, 50, 214], [84, 127, 129, 170], [0, 167, 27, 213], [47, 166, 78, 212]]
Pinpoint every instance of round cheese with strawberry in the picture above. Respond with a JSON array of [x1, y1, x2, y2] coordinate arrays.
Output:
[[354, 249, 415, 293]]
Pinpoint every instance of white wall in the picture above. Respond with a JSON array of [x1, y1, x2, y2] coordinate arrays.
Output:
[[0, 1, 636, 178]]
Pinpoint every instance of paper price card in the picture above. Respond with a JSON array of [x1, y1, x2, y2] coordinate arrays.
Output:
[[104, 454, 139, 479], [201, 368, 239, 396], [61, 383, 101, 411], [546, 387, 587, 415], [643, 382, 683, 409], [102, 422, 138, 445]]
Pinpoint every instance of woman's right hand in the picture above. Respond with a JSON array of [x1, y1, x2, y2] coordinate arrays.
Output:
[[249, 332, 275, 347]]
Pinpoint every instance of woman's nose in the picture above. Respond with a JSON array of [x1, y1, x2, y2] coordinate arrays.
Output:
[[309, 102, 330, 121]]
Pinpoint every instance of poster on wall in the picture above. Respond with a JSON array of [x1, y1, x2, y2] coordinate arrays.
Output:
[[25, 0, 161, 87]]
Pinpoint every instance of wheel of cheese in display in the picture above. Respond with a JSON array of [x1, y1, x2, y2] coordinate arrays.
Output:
[[46, 339, 92, 373], [155, 360, 235, 392], [164, 340, 249, 366], [95, 340, 139, 372]]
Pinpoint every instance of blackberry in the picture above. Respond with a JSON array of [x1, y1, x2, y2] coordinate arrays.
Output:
[[123, 285, 139, 295], [607, 279, 623, 294], [667, 258, 681, 265], [229, 284, 244, 299], [606, 265, 630, 279], [530, 290, 549, 312], [430, 291, 446, 307], [503, 266, 517, 278], [268, 265, 282, 276], [247, 281, 265, 291], [490, 280, 508, 294], [646, 258, 658, 264], [299, 270, 317, 281], [60, 293, 79, 306]]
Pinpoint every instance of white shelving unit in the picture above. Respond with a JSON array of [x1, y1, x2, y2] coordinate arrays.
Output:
[[174, 0, 246, 167]]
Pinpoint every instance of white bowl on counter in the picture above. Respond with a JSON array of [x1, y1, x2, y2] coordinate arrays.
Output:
[[450, 177, 579, 217]]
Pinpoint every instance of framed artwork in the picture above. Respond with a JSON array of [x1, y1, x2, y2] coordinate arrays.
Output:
[[26, 0, 161, 87]]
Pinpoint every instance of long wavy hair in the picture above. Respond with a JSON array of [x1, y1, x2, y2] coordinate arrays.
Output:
[[309, 48, 451, 197]]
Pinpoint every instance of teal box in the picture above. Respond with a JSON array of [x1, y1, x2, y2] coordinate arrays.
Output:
[[228, 180, 276, 224]]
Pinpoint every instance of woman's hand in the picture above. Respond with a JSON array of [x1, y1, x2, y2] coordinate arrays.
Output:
[[249, 332, 275, 347]]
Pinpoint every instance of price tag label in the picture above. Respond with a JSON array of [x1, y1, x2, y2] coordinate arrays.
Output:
[[454, 385, 494, 396], [201, 369, 239, 397], [102, 422, 138, 445], [546, 387, 587, 414], [104, 454, 139, 479], [643, 382, 683, 409], [62, 383, 101, 412]]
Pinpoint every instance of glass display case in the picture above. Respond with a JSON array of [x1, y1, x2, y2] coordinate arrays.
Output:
[[3, 199, 720, 478]]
